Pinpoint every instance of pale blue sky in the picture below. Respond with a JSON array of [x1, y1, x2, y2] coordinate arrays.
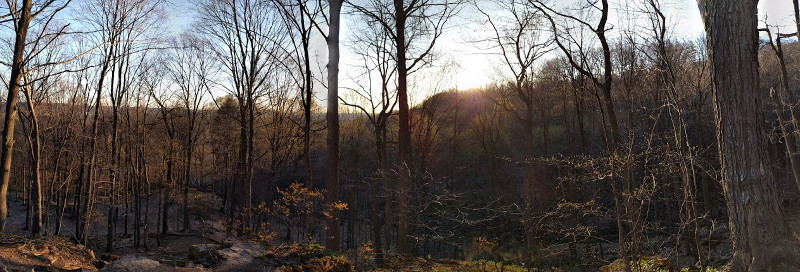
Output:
[[161, 0, 799, 105]]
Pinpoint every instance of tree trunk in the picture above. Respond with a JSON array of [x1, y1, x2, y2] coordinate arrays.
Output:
[[326, 0, 343, 252], [247, 91, 255, 232], [0, 0, 33, 232], [135, 163, 141, 248], [183, 134, 192, 232], [372, 127, 385, 263], [74, 150, 86, 240], [163, 144, 174, 234], [143, 157, 151, 249], [235, 98, 248, 235], [595, 3, 630, 271], [82, 43, 115, 244], [794, 0, 800, 98], [699, 0, 800, 270], [22, 84, 42, 237], [108, 106, 120, 251], [303, 24, 314, 191], [56, 178, 67, 236], [394, 0, 412, 256]]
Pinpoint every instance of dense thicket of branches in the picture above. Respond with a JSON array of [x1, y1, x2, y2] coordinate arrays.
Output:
[[0, 0, 799, 270]]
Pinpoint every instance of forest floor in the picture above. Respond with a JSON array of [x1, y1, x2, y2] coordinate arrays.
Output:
[[0, 189, 289, 271], [0, 192, 799, 271]]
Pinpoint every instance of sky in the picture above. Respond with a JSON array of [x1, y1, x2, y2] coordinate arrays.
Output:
[[162, 0, 798, 105], [444, 0, 707, 91], [448, 0, 798, 91]]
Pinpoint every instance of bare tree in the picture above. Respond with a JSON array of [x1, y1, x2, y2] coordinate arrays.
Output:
[[530, 0, 631, 270], [18, 71, 44, 237], [127, 63, 153, 248], [167, 33, 214, 232], [199, 0, 284, 233], [285, 0, 345, 251], [48, 58, 84, 237], [476, 0, 553, 244], [350, 0, 462, 255], [0, 0, 71, 234], [760, 27, 800, 194], [13, 3, 73, 238], [147, 64, 177, 236], [18, 48, 66, 237], [272, 0, 320, 189], [326, 0, 344, 252], [341, 14, 398, 260], [0, 0, 33, 233], [80, 0, 162, 250], [642, 0, 703, 266]]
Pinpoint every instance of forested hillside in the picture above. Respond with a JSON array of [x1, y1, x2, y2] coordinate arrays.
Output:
[[0, 0, 797, 271]]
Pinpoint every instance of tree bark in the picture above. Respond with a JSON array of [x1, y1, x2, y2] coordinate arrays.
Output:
[[303, 20, 314, 190], [0, 0, 33, 232], [326, 0, 343, 252], [163, 136, 174, 234], [81, 42, 115, 245], [699, 0, 800, 270], [394, 0, 412, 256], [21, 83, 42, 237], [183, 129, 193, 232], [372, 128, 385, 263], [107, 53, 125, 251]]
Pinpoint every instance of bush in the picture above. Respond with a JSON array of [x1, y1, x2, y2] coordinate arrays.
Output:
[[272, 182, 348, 242], [599, 257, 670, 272], [263, 243, 354, 272]]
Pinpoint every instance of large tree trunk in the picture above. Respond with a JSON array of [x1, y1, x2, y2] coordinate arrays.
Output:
[[699, 0, 800, 270], [0, 0, 33, 232], [326, 0, 343, 252], [394, 0, 412, 256]]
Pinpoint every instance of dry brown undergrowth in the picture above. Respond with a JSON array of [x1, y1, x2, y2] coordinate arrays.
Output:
[[0, 234, 99, 271]]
